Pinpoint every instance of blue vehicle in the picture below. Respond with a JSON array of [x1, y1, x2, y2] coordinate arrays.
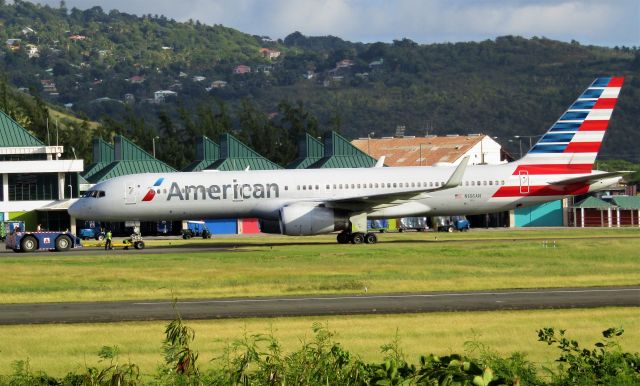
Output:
[[4, 224, 81, 252], [435, 216, 470, 232], [79, 226, 105, 240]]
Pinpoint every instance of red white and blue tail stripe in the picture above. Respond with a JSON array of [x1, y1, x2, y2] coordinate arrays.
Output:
[[516, 77, 623, 174]]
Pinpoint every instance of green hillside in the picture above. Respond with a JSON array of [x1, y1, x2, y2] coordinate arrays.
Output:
[[0, 1, 638, 169]]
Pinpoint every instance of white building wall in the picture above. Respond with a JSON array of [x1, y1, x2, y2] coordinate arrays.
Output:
[[455, 136, 504, 166]]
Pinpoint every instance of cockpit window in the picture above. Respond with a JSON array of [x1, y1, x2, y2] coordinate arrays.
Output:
[[83, 190, 106, 198]]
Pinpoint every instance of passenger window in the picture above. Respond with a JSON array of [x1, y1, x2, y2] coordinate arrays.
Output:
[[326, 185, 330, 189], [351, 184, 355, 189], [393, 183, 397, 188], [374, 183, 379, 188], [156, 189, 161, 194], [297, 185, 300, 190], [315, 185, 319, 190], [357, 184, 361, 188], [339, 184, 343, 189], [333, 184, 337, 189], [501, 180, 505, 185], [483, 181, 487, 186], [489, 181, 493, 186], [369, 183, 373, 188], [303, 186, 306, 190], [285, 186, 289, 190], [429, 182, 433, 187]]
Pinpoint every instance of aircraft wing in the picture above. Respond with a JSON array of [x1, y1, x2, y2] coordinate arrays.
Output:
[[323, 156, 469, 211], [549, 171, 631, 186]]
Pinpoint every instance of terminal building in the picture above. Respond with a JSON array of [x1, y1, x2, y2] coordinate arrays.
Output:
[[0, 111, 83, 231]]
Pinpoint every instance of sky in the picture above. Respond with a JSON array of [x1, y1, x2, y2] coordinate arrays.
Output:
[[27, 0, 640, 47]]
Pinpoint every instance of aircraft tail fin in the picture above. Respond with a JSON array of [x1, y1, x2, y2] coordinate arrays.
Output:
[[516, 77, 623, 175]]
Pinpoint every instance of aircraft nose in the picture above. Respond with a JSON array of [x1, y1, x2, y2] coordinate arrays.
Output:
[[67, 200, 85, 218]]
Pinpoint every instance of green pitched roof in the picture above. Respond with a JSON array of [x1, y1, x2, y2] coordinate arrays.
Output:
[[82, 161, 111, 180], [114, 135, 154, 160], [206, 133, 282, 171], [574, 196, 614, 209], [88, 160, 176, 183], [288, 133, 324, 169], [0, 110, 44, 147], [310, 131, 376, 169], [611, 196, 640, 209], [183, 136, 220, 172], [82, 138, 115, 179], [87, 135, 175, 182]]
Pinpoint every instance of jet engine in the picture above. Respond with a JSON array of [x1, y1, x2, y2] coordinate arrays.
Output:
[[260, 205, 350, 236]]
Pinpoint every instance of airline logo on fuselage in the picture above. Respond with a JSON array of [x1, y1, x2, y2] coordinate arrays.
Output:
[[141, 177, 165, 201], [166, 180, 280, 201]]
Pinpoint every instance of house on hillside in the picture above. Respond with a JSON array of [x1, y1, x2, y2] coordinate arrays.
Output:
[[128, 75, 145, 84], [40, 79, 57, 94], [21, 27, 36, 36], [210, 80, 228, 89], [259, 48, 281, 60], [6, 39, 21, 51], [233, 65, 251, 75], [192, 75, 206, 82], [69, 34, 86, 41], [154, 90, 177, 103], [26, 44, 39, 59], [336, 59, 354, 68]]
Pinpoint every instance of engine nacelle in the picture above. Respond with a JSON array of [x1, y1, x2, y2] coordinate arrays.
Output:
[[280, 205, 350, 236]]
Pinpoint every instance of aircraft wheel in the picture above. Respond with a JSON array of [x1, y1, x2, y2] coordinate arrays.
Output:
[[134, 241, 145, 250], [364, 233, 377, 244], [55, 235, 71, 252], [350, 232, 364, 244], [337, 232, 350, 244], [21, 236, 37, 252]]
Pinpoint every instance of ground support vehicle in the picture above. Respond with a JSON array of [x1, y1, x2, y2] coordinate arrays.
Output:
[[78, 227, 105, 241], [82, 233, 145, 250], [434, 216, 471, 232], [397, 217, 429, 232], [5, 230, 81, 252], [182, 221, 212, 239]]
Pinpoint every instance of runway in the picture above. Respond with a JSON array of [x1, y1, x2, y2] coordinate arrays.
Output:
[[0, 286, 638, 325]]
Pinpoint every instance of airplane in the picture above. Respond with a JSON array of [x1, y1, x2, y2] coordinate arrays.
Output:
[[68, 77, 626, 244]]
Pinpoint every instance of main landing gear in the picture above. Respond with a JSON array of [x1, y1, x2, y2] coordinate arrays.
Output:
[[337, 231, 378, 245]]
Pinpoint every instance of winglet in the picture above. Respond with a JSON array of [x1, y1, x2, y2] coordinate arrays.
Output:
[[442, 156, 469, 189], [374, 156, 385, 168]]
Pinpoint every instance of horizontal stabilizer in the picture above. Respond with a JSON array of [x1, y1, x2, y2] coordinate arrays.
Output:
[[550, 171, 631, 186]]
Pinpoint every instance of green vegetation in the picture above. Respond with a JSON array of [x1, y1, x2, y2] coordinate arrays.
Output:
[[1, 230, 639, 304], [0, 2, 639, 167], [0, 309, 638, 384]]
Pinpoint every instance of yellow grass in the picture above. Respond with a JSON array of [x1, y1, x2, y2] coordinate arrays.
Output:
[[0, 307, 637, 378]]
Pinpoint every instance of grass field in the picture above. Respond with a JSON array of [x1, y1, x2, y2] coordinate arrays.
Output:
[[0, 229, 639, 304], [0, 307, 637, 378]]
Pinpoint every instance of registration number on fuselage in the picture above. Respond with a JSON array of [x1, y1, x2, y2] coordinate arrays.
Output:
[[465, 193, 482, 199]]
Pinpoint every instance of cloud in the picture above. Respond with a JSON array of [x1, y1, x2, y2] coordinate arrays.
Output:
[[27, 0, 640, 46]]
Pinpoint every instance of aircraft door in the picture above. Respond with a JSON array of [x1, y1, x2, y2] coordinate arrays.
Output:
[[518, 171, 530, 194], [125, 184, 138, 204]]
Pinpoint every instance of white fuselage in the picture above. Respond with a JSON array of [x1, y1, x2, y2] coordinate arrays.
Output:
[[68, 162, 618, 222]]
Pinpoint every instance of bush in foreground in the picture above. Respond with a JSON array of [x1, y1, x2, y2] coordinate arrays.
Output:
[[0, 317, 638, 385]]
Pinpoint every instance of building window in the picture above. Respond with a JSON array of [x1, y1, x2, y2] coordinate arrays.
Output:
[[8, 173, 58, 201]]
